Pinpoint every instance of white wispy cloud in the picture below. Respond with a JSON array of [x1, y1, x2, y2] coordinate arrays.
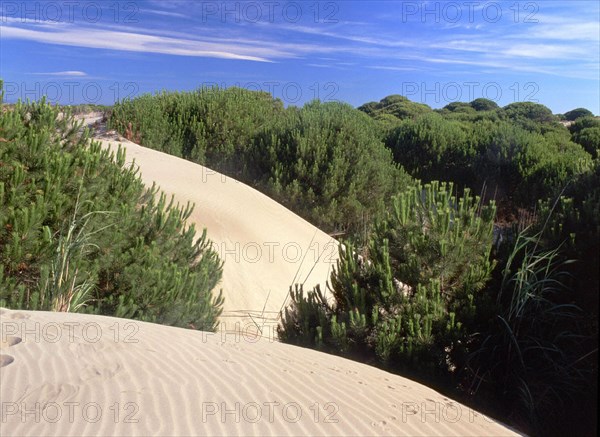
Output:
[[517, 20, 600, 42], [369, 66, 420, 72], [306, 63, 333, 68], [264, 22, 412, 48], [0, 22, 278, 62], [30, 71, 87, 77], [0, 20, 341, 62], [435, 39, 591, 60], [144, 9, 188, 19], [501, 43, 588, 60]]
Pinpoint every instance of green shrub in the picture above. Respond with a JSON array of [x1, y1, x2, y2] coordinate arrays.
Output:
[[279, 181, 496, 374], [564, 107, 594, 121], [571, 127, 600, 158], [535, 162, 600, 308], [386, 113, 476, 186], [252, 101, 411, 234], [440, 102, 476, 115], [568, 116, 600, 135], [502, 101, 558, 133], [358, 94, 432, 120], [462, 120, 591, 206], [0, 88, 223, 330], [109, 87, 284, 179], [470, 98, 499, 112], [382, 108, 591, 208]]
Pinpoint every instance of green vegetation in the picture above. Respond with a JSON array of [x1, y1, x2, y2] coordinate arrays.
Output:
[[467, 229, 591, 433], [384, 112, 476, 186], [279, 182, 496, 376], [275, 94, 596, 434], [6, 83, 596, 435], [250, 101, 411, 234], [378, 100, 592, 209], [563, 107, 594, 121], [109, 88, 410, 235], [503, 101, 558, 129], [358, 94, 432, 123], [470, 98, 500, 112], [108, 87, 283, 179], [279, 180, 596, 435], [569, 116, 600, 158], [0, 83, 224, 330]]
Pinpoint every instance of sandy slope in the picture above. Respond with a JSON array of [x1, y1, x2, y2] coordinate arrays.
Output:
[[0, 308, 521, 436], [94, 130, 339, 337], [0, 115, 523, 436]]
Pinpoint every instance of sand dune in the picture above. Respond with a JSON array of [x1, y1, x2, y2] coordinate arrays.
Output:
[[94, 130, 339, 337], [0, 116, 523, 436], [0, 308, 521, 436]]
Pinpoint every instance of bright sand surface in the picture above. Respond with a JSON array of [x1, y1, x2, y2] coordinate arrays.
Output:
[[0, 308, 521, 436], [95, 130, 339, 337]]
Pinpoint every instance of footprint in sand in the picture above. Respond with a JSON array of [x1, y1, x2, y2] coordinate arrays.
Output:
[[0, 355, 14, 367], [0, 334, 22, 368], [0, 336, 22, 349]]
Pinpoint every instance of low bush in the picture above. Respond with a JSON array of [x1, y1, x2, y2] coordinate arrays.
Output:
[[1, 85, 224, 330], [279, 181, 496, 376]]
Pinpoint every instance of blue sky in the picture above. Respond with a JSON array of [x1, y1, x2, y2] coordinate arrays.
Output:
[[1, 0, 599, 113]]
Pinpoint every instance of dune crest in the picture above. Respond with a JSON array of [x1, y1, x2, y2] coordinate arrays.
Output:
[[95, 130, 338, 337]]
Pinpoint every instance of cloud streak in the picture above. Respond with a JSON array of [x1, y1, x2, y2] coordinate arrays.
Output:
[[2, 2, 598, 81], [1, 22, 277, 62], [30, 71, 87, 77]]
